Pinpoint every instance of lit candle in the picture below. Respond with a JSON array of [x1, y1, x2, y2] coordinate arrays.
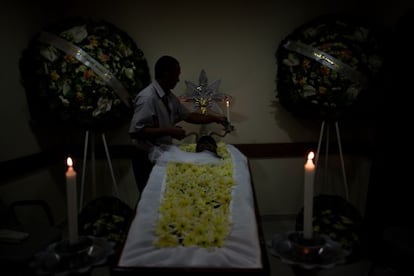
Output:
[[66, 157, 78, 244], [226, 99, 231, 123], [303, 151, 315, 239]]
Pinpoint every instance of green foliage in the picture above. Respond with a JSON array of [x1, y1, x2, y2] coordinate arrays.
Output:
[[20, 16, 151, 130]]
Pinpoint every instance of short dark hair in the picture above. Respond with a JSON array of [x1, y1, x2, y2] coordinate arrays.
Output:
[[196, 135, 218, 154], [154, 55, 179, 79]]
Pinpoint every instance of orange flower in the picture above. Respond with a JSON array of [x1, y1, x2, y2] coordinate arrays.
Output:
[[83, 69, 95, 80]]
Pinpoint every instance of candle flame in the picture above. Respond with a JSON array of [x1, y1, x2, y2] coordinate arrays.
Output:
[[307, 151, 315, 161], [67, 157, 73, 167], [226, 100, 230, 107]]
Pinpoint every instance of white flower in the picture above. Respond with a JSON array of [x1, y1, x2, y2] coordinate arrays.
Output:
[[61, 25, 88, 43], [92, 97, 113, 117], [62, 79, 72, 96], [123, 67, 134, 79], [283, 53, 299, 67], [40, 46, 59, 62], [59, 95, 70, 106], [303, 84, 316, 97]]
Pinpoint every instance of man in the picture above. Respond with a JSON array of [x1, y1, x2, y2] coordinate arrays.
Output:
[[129, 55, 228, 194]]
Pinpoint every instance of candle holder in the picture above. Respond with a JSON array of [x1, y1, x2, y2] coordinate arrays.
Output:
[[30, 236, 114, 275], [285, 232, 327, 263], [54, 236, 94, 270], [269, 231, 349, 270]]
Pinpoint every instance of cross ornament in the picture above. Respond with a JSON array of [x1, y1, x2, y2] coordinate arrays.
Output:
[[179, 70, 231, 115]]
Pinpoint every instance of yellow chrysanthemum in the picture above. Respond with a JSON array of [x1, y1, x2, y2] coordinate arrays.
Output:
[[154, 143, 234, 248]]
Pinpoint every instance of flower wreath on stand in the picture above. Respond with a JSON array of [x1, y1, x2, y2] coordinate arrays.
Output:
[[20, 16, 151, 131], [275, 15, 384, 262], [19, 17, 150, 247], [275, 14, 384, 120]]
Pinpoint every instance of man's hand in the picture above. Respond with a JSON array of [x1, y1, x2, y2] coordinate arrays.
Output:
[[214, 115, 228, 126], [169, 126, 187, 140], [185, 112, 231, 127]]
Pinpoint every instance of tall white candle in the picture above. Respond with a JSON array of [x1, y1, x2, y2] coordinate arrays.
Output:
[[303, 151, 315, 239], [66, 157, 78, 244], [226, 99, 231, 123]]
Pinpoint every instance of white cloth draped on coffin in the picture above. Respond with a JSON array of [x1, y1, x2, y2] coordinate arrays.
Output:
[[118, 144, 262, 268]]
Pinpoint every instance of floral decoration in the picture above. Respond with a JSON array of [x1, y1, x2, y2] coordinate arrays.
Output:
[[154, 142, 234, 248], [78, 196, 134, 246], [20, 17, 151, 129], [276, 15, 384, 119], [296, 194, 363, 259]]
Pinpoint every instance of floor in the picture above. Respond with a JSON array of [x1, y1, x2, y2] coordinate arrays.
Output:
[[90, 215, 376, 276]]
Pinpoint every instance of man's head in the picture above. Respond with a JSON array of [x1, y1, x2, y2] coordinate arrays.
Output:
[[155, 55, 180, 91]]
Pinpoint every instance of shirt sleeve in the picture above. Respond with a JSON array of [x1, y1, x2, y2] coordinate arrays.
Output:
[[129, 94, 156, 134], [170, 94, 191, 123]]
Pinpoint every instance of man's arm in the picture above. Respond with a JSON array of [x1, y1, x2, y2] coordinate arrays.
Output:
[[130, 126, 187, 141], [184, 112, 228, 125]]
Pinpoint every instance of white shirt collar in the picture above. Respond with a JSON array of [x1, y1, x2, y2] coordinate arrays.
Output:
[[153, 80, 167, 98]]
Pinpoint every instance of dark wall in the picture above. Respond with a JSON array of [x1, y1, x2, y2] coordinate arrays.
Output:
[[362, 8, 414, 270]]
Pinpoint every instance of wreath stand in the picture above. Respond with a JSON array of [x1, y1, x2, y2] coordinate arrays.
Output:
[[314, 120, 349, 201], [79, 130, 119, 210]]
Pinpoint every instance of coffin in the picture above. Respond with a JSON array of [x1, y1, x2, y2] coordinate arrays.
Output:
[[112, 144, 270, 275]]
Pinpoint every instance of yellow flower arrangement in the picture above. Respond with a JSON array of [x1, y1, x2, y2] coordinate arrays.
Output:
[[154, 142, 234, 248]]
